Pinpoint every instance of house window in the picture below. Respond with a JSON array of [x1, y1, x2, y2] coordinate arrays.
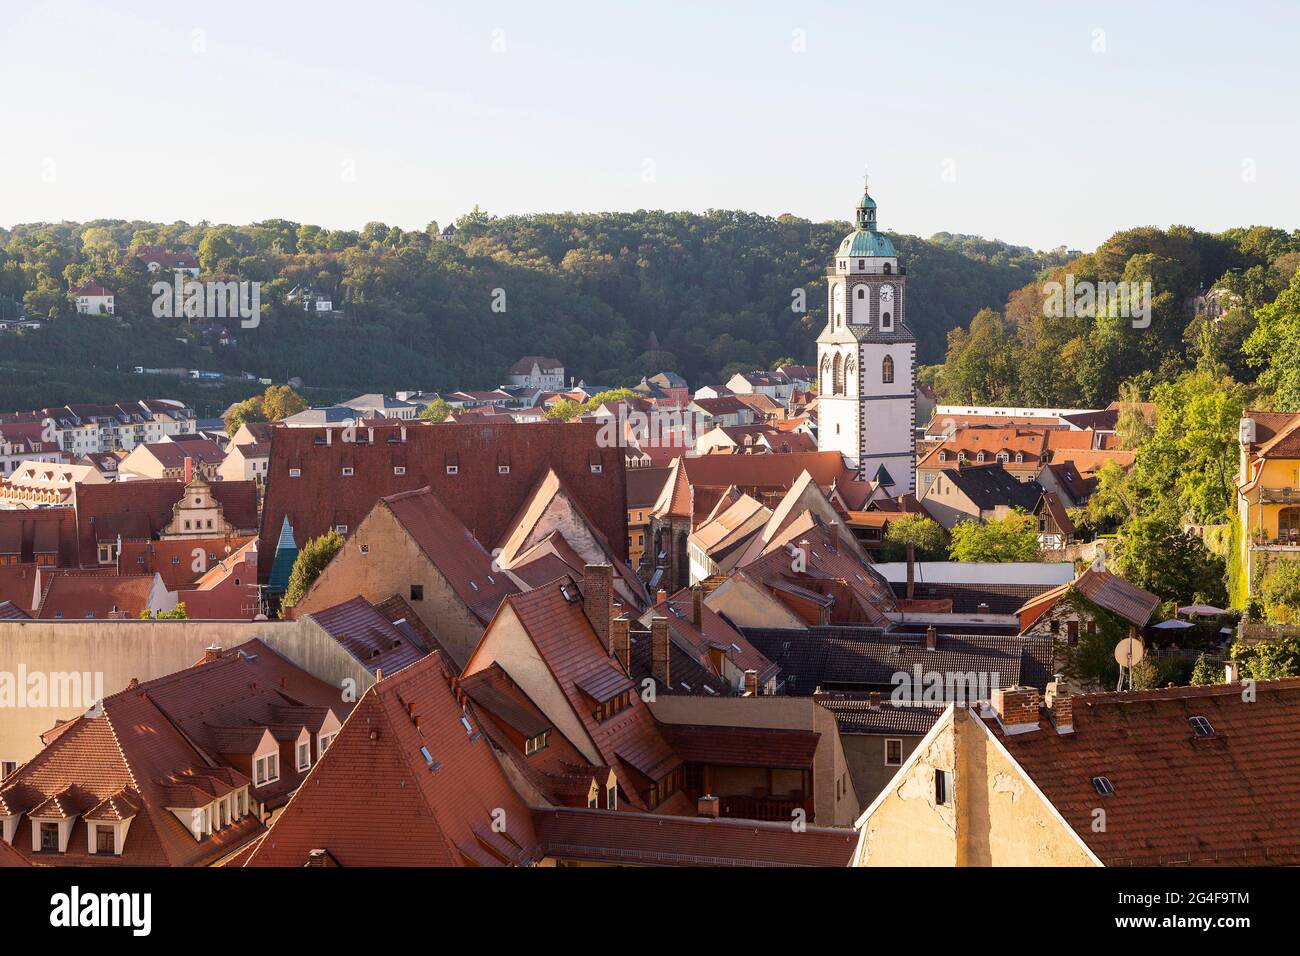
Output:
[[1092, 775, 1115, 796], [1066, 620, 1079, 646], [885, 738, 902, 766], [394, 466, 406, 476], [410, 584, 424, 602], [588, 791, 598, 809], [606, 783, 617, 810], [525, 731, 550, 756], [254, 753, 279, 787], [40, 822, 59, 852], [95, 825, 115, 854], [0, 761, 16, 780], [593, 690, 633, 723], [498, 465, 510, 475], [1086, 620, 1096, 635], [335, 525, 348, 534], [882, 355, 894, 384], [289, 468, 301, 478], [1189, 716, 1216, 738], [446, 465, 458, 475], [881, 311, 892, 330], [976, 451, 986, 463], [934, 769, 951, 806], [297, 741, 310, 771], [590, 463, 602, 474], [319, 732, 335, 757]]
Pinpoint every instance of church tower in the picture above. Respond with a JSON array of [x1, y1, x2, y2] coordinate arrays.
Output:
[[816, 176, 916, 494]]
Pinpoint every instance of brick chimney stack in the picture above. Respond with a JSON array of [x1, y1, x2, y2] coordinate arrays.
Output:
[[1045, 678, 1074, 734], [868, 690, 881, 709], [691, 587, 703, 627], [611, 615, 631, 672], [183, 456, 194, 484], [651, 616, 670, 688], [656, 588, 668, 605], [582, 564, 613, 653], [697, 795, 720, 818], [991, 686, 1042, 734], [743, 669, 758, 696], [925, 625, 938, 651], [203, 643, 222, 664], [906, 542, 916, 600]]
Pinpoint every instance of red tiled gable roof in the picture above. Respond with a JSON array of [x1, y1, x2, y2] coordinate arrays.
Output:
[[531, 806, 855, 866], [1018, 568, 1159, 632], [244, 653, 540, 867], [657, 452, 857, 525], [486, 579, 680, 809], [36, 572, 158, 619], [0, 564, 41, 612], [118, 536, 254, 589], [0, 509, 77, 565], [258, 423, 628, 581], [0, 682, 264, 866], [306, 595, 432, 676], [988, 678, 1300, 865], [657, 589, 778, 686], [73, 478, 258, 566], [692, 396, 751, 417], [381, 487, 520, 624], [133, 440, 226, 469], [918, 426, 1055, 471], [72, 281, 112, 297], [509, 356, 563, 375]]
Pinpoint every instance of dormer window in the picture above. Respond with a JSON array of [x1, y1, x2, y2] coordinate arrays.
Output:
[[938, 451, 947, 462], [394, 466, 406, 476], [446, 465, 458, 475], [288, 468, 301, 478], [498, 465, 510, 475], [254, 752, 279, 788], [297, 740, 310, 771], [319, 732, 336, 757], [976, 452, 986, 463], [1015, 452, 1024, 463], [525, 731, 550, 756], [594, 690, 633, 723], [94, 825, 116, 854], [606, 783, 618, 810], [341, 467, 354, 477]]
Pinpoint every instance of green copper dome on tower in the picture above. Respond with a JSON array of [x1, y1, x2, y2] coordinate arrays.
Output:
[[838, 176, 895, 258]]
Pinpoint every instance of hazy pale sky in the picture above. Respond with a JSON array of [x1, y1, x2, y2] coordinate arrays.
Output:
[[2, 0, 1297, 250]]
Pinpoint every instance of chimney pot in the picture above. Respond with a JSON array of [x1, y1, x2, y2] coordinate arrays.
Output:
[[692, 587, 703, 627], [656, 588, 668, 605], [743, 669, 758, 696], [375, 667, 383, 682], [925, 625, 938, 651], [203, 643, 222, 664], [868, 690, 881, 708], [1224, 660, 1239, 683], [697, 794, 719, 819], [1045, 680, 1073, 734]]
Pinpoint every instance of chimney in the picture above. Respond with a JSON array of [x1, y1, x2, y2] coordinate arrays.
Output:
[[1045, 678, 1073, 734], [582, 564, 613, 652], [1224, 659, 1239, 683], [990, 686, 1041, 734], [656, 588, 668, 605], [743, 669, 758, 696], [611, 615, 631, 672], [203, 643, 222, 663], [651, 616, 670, 688], [375, 667, 383, 682], [977, 602, 991, 615], [905, 542, 916, 600], [691, 587, 703, 627], [925, 625, 938, 651], [183, 456, 194, 484], [868, 690, 881, 709], [325, 429, 332, 445], [826, 521, 838, 553], [697, 794, 719, 818]]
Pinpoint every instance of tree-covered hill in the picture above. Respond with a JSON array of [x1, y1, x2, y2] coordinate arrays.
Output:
[[0, 211, 1067, 405]]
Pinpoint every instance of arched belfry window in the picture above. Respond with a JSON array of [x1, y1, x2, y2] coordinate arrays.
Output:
[[883, 263, 892, 274], [882, 354, 894, 384], [833, 354, 845, 395]]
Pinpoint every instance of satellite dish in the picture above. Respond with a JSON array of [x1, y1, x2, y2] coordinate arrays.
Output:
[[1113, 637, 1145, 668]]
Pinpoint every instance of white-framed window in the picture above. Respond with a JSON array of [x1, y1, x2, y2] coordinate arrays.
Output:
[[525, 731, 549, 756], [341, 467, 354, 476], [498, 465, 510, 475], [335, 524, 348, 534], [884, 738, 903, 766], [446, 465, 458, 475], [254, 753, 279, 788], [394, 466, 406, 475], [297, 741, 310, 771], [288, 468, 301, 478], [590, 464, 602, 474], [318, 732, 336, 759], [0, 760, 16, 780]]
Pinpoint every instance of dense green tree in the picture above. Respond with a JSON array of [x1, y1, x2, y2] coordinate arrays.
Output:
[[879, 514, 948, 562], [1261, 560, 1300, 624], [281, 530, 344, 611], [1114, 515, 1227, 605], [1244, 266, 1300, 410], [419, 398, 450, 422], [948, 512, 1039, 562]]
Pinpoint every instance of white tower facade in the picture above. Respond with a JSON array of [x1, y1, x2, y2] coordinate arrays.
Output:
[[816, 179, 916, 494]]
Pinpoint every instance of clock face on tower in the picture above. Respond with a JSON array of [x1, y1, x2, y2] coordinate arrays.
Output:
[[880, 285, 894, 304]]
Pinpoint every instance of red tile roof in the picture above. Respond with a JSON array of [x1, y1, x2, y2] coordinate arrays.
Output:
[[1018, 568, 1159, 632], [658, 724, 819, 769], [475, 579, 680, 809], [656, 589, 779, 687], [244, 652, 541, 866], [73, 478, 258, 566], [117, 536, 254, 589], [531, 807, 855, 866], [989, 678, 1300, 865], [0, 600, 28, 619], [258, 422, 628, 580], [0, 508, 78, 565], [35, 572, 159, 619], [0, 563, 41, 612], [306, 595, 432, 676]]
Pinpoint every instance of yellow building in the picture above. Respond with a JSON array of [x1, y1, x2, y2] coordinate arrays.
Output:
[[853, 679, 1300, 867], [1235, 410, 1300, 603]]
